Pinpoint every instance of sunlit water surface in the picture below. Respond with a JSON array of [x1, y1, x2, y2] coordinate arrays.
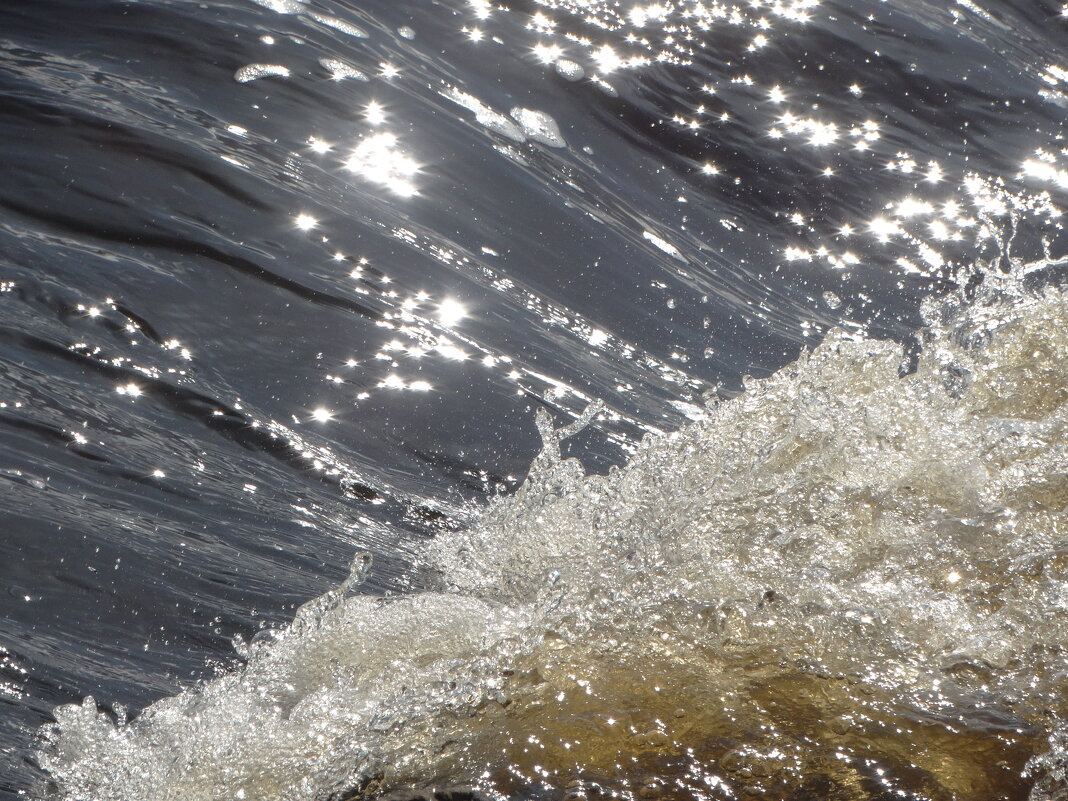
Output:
[[2, 1, 1068, 799]]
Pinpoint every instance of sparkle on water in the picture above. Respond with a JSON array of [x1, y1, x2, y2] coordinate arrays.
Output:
[[310, 408, 335, 423], [344, 133, 419, 197], [437, 298, 468, 328], [33, 0, 1068, 799]]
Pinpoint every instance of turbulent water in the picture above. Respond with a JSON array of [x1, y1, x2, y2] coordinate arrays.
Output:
[[38, 264, 1068, 801], [3, 0, 1068, 799]]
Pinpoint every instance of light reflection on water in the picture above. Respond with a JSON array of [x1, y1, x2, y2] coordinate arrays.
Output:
[[3, 0, 1068, 798]]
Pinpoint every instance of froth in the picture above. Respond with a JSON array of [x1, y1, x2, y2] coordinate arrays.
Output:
[[40, 269, 1068, 800]]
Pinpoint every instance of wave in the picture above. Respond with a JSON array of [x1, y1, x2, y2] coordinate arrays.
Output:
[[18, 0, 1068, 798], [39, 237, 1068, 799]]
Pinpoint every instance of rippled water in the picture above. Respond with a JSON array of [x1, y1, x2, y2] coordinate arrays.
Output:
[[2, 1, 1068, 799]]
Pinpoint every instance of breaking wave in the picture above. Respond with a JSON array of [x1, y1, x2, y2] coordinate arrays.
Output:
[[18, 0, 1068, 797], [39, 236, 1068, 799]]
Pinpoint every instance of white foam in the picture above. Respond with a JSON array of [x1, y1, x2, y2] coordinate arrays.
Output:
[[509, 107, 566, 148], [248, 0, 306, 13], [41, 259, 1068, 800], [319, 58, 368, 82], [309, 13, 369, 38], [442, 87, 526, 143], [233, 64, 291, 84], [554, 60, 585, 82], [642, 230, 683, 260]]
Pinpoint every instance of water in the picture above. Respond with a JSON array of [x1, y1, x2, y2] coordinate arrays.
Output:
[[2, 0, 1068, 799]]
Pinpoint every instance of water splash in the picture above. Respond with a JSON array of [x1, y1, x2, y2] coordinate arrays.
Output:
[[39, 248, 1068, 799]]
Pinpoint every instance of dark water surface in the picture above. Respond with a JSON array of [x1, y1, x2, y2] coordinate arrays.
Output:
[[2, 1, 1068, 798]]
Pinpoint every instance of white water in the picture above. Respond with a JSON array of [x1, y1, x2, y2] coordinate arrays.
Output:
[[40, 223, 1068, 799]]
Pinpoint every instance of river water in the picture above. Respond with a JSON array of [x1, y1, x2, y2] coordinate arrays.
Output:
[[2, 1, 1068, 799]]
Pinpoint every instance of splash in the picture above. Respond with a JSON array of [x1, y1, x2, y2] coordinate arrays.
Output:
[[38, 242, 1068, 800]]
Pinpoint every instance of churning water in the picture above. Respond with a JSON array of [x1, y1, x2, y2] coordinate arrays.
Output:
[[2, 1, 1068, 800], [38, 267, 1068, 800]]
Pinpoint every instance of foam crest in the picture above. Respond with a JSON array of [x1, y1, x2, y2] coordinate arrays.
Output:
[[41, 268, 1068, 800]]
